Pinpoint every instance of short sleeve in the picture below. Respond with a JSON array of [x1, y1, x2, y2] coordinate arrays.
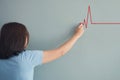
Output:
[[20, 50, 43, 67]]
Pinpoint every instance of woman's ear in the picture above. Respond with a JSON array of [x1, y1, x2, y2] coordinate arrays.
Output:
[[24, 37, 28, 48]]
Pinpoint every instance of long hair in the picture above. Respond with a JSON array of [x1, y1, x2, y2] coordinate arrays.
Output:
[[0, 22, 29, 59]]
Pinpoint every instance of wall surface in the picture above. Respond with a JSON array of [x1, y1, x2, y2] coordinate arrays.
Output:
[[0, 0, 120, 80]]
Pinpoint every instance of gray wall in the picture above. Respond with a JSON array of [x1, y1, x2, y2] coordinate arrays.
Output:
[[0, 0, 120, 80]]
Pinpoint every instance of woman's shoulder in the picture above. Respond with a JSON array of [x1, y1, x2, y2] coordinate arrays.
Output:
[[18, 50, 43, 66], [19, 50, 43, 57]]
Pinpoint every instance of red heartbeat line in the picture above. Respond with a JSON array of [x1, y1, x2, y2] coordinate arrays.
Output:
[[81, 5, 120, 28]]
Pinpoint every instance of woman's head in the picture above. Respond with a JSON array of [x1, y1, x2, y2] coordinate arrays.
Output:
[[0, 22, 29, 59]]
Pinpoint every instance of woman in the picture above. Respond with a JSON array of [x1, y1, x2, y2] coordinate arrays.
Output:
[[0, 22, 84, 80]]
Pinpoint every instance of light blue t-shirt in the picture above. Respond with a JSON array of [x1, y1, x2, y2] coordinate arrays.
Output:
[[0, 50, 43, 80]]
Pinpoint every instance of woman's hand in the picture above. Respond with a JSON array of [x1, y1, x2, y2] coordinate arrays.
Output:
[[74, 23, 84, 39]]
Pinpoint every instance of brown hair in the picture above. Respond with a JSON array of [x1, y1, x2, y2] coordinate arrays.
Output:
[[0, 22, 29, 59]]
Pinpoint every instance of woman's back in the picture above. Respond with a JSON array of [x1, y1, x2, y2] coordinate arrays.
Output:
[[0, 50, 43, 80]]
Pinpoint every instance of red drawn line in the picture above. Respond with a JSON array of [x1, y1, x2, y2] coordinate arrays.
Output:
[[81, 5, 120, 28]]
